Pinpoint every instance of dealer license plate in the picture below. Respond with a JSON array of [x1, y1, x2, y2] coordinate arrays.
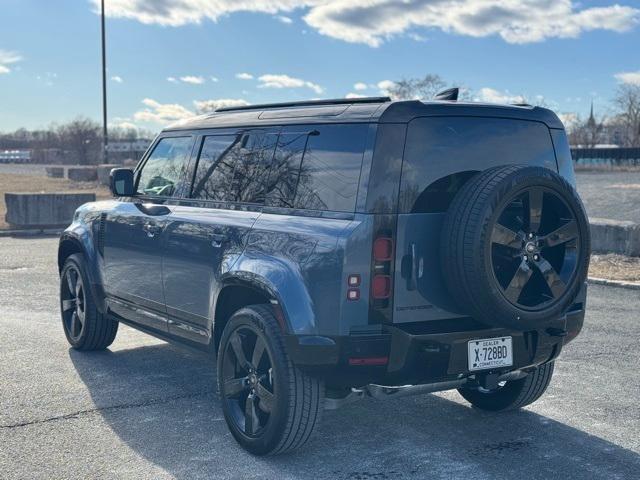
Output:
[[468, 336, 513, 371]]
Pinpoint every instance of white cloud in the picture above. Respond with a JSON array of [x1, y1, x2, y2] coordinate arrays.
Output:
[[475, 87, 526, 104], [180, 75, 205, 84], [353, 82, 368, 91], [258, 73, 323, 94], [111, 75, 123, 83], [94, 1, 639, 46], [109, 117, 139, 130], [345, 92, 366, 99], [236, 72, 254, 80], [210, 76, 219, 82], [193, 98, 250, 113], [133, 98, 194, 125], [276, 15, 293, 24], [615, 71, 640, 86], [167, 76, 178, 83], [377, 80, 396, 96], [0, 49, 22, 74], [557, 112, 579, 129]]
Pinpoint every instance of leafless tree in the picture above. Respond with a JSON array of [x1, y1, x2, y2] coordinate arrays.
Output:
[[388, 74, 473, 101], [613, 84, 640, 147], [56, 117, 102, 164]]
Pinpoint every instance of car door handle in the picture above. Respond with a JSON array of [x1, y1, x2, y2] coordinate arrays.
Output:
[[143, 223, 163, 238], [211, 232, 226, 248]]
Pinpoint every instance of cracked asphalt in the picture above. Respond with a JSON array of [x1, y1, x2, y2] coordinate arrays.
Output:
[[0, 236, 639, 479]]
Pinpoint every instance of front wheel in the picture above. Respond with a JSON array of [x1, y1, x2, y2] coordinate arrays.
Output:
[[60, 253, 118, 350], [458, 362, 555, 411], [217, 305, 324, 455]]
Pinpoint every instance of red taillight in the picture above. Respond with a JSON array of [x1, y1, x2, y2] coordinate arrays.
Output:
[[372, 274, 391, 299], [373, 237, 393, 261], [348, 356, 389, 366]]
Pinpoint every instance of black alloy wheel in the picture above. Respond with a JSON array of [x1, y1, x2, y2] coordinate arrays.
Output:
[[491, 186, 580, 310], [59, 253, 118, 350], [61, 264, 87, 342], [221, 325, 276, 437], [217, 305, 324, 455]]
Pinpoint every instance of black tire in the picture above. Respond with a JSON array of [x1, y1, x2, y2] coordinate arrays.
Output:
[[217, 305, 324, 455], [60, 253, 118, 350], [458, 362, 555, 411], [441, 165, 590, 330]]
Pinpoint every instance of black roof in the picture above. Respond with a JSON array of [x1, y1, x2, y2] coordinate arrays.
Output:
[[164, 97, 564, 131]]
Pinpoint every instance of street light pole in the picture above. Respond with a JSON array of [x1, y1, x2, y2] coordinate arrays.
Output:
[[101, 0, 108, 163]]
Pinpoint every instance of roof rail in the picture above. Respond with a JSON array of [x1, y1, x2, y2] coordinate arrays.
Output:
[[215, 96, 392, 112]]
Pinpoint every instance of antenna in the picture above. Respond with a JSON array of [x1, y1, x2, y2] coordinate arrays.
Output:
[[434, 87, 459, 101]]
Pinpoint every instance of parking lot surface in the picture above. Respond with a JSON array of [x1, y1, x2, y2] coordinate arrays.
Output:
[[576, 170, 640, 223], [0, 236, 638, 479]]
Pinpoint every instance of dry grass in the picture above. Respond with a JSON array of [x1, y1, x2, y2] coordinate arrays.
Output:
[[590, 254, 640, 283], [0, 173, 110, 229]]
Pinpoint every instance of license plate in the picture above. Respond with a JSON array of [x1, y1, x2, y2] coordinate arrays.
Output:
[[468, 336, 513, 371]]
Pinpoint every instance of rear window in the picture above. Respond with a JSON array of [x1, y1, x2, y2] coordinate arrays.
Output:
[[399, 117, 557, 213]]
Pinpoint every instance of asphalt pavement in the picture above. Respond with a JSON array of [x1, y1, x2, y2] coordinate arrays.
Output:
[[0, 236, 639, 479]]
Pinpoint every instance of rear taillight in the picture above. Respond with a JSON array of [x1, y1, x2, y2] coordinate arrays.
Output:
[[372, 274, 391, 299], [371, 236, 393, 304]]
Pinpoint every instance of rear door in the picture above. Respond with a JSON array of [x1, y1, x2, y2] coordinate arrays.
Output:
[[393, 117, 559, 323], [162, 129, 279, 343]]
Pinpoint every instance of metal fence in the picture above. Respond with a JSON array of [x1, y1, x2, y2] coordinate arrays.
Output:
[[571, 147, 640, 167]]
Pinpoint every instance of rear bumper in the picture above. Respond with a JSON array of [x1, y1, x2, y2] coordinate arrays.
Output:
[[285, 306, 585, 388]]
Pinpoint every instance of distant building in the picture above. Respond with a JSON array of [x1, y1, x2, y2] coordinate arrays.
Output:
[[0, 149, 31, 163], [105, 139, 152, 162]]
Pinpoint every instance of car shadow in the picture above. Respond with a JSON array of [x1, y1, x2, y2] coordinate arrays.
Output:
[[69, 342, 640, 480]]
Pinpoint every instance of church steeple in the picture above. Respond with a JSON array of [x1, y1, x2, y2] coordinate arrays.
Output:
[[587, 100, 596, 129]]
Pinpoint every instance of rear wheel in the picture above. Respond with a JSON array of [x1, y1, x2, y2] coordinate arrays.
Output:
[[458, 362, 555, 411], [60, 254, 118, 350], [217, 305, 324, 455]]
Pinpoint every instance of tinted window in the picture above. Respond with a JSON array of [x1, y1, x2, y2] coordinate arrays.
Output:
[[137, 137, 193, 197], [293, 124, 367, 212], [399, 117, 557, 213], [191, 131, 277, 203], [265, 129, 308, 208]]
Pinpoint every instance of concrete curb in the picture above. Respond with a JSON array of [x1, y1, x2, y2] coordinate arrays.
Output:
[[588, 277, 640, 291], [590, 217, 640, 257]]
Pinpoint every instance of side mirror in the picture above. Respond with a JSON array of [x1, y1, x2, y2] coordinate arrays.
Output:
[[110, 168, 135, 196]]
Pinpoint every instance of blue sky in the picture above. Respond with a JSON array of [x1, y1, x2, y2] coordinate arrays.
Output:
[[0, 0, 639, 132]]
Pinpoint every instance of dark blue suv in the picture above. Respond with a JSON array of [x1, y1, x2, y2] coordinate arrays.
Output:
[[58, 96, 590, 455]]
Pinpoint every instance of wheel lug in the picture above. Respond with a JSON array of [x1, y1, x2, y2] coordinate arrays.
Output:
[[523, 255, 528, 261], [533, 254, 540, 261], [528, 232, 534, 239]]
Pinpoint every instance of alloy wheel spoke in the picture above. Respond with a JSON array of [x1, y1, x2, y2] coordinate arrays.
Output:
[[503, 260, 534, 303], [528, 188, 544, 233], [70, 311, 80, 337], [229, 332, 251, 371], [223, 376, 249, 397], [66, 270, 76, 294], [251, 336, 266, 368], [534, 257, 566, 298], [542, 219, 578, 248], [62, 299, 76, 312], [492, 224, 522, 249], [244, 393, 259, 435], [255, 382, 274, 413]]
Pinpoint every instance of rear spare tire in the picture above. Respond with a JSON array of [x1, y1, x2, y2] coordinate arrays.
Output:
[[441, 165, 590, 330]]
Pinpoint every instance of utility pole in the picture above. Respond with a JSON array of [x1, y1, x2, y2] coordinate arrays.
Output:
[[101, 0, 108, 163]]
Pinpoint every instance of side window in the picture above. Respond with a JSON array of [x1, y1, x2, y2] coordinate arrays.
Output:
[[265, 130, 308, 208], [293, 124, 367, 212], [137, 137, 193, 197], [191, 131, 277, 203]]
